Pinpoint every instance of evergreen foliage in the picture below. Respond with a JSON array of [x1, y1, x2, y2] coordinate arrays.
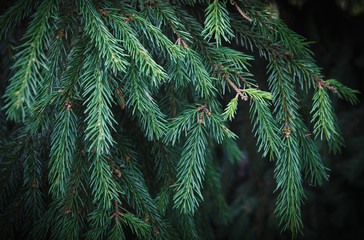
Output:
[[0, 0, 359, 239]]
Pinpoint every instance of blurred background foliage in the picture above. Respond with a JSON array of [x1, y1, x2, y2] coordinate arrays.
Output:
[[217, 0, 364, 239], [0, 0, 363, 239]]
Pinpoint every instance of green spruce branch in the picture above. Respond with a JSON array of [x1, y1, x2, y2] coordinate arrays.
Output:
[[0, 0, 359, 239]]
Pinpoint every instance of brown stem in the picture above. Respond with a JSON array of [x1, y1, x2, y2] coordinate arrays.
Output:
[[110, 199, 123, 224], [234, 72, 250, 86], [224, 74, 246, 100], [232, 0, 253, 22], [314, 78, 338, 94]]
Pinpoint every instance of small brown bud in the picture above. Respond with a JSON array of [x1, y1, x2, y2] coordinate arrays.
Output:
[[198, 114, 204, 124], [114, 169, 122, 178]]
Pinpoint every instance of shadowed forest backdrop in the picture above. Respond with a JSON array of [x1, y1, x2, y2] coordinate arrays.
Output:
[[221, 0, 364, 239], [288, 1, 364, 239], [0, 0, 363, 239]]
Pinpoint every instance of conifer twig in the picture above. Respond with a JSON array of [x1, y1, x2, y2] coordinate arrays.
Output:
[[0, 0, 357, 238], [215, 64, 247, 100], [152, 1, 188, 48], [232, 0, 253, 22], [110, 199, 123, 224]]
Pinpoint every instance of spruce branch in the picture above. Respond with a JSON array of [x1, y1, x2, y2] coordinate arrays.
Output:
[[0, 141, 23, 208], [223, 73, 247, 100], [106, 11, 168, 85], [122, 64, 167, 141], [118, 165, 179, 239], [234, 0, 273, 30], [86, 205, 113, 239], [79, 0, 128, 73], [83, 60, 116, 155], [124, 6, 183, 61], [222, 96, 238, 121], [152, 141, 177, 184], [108, 223, 125, 240], [82, 51, 121, 208], [150, 0, 191, 47], [48, 40, 86, 198], [202, 0, 235, 46], [29, 33, 82, 135], [3, 0, 58, 121], [166, 99, 236, 215], [175, 212, 199, 240], [274, 136, 305, 235], [208, 109, 237, 143], [311, 86, 344, 153], [184, 48, 216, 98], [22, 138, 45, 224], [245, 88, 281, 160], [48, 107, 77, 198], [267, 58, 307, 234], [165, 107, 200, 145], [0, 0, 357, 238], [204, 158, 231, 224], [173, 123, 208, 214], [118, 212, 151, 239], [324, 79, 360, 105], [298, 127, 328, 186]]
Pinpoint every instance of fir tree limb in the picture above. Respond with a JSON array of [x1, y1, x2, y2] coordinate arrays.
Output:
[[202, 0, 235, 46], [173, 123, 207, 214], [3, 0, 58, 121], [106, 11, 167, 85], [311, 86, 344, 153], [323, 79, 360, 105], [122, 64, 167, 141], [274, 136, 305, 235], [245, 88, 281, 160], [79, 0, 128, 73]]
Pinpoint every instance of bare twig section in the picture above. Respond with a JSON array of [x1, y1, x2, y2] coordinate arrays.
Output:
[[110, 199, 123, 224], [224, 74, 247, 100], [232, 0, 253, 22], [234, 72, 251, 87], [197, 100, 211, 125], [214, 64, 248, 100], [233, 1, 274, 30], [315, 78, 338, 94], [176, 37, 188, 48], [257, 13, 274, 30]]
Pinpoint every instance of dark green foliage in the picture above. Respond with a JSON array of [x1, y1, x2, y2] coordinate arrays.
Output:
[[0, 0, 359, 239]]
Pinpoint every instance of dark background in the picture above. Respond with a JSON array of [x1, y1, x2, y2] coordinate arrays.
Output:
[[275, 1, 364, 239], [218, 0, 364, 239], [286, 1, 364, 238]]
